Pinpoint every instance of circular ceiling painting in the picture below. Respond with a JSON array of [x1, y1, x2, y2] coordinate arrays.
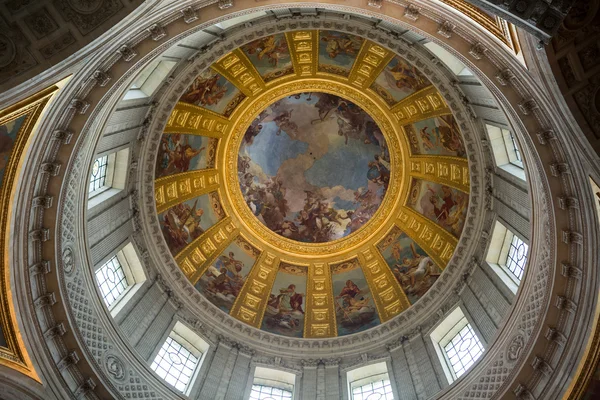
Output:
[[237, 92, 390, 243], [154, 30, 471, 339]]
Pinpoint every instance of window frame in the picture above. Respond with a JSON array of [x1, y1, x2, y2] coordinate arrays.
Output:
[[485, 220, 528, 293], [249, 384, 294, 400], [94, 242, 147, 317], [249, 366, 297, 400], [87, 147, 130, 209], [484, 122, 526, 181], [346, 361, 395, 400], [439, 320, 485, 380], [150, 321, 209, 395], [430, 307, 485, 384]]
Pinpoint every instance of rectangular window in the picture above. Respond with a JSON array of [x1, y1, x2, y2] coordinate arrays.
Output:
[[430, 307, 485, 383], [485, 124, 526, 181], [509, 131, 521, 163], [485, 221, 528, 292], [89, 155, 109, 193], [505, 235, 528, 281], [347, 362, 394, 400], [251, 366, 296, 399], [249, 385, 293, 400], [151, 336, 200, 393], [94, 243, 147, 316], [442, 322, 484, 378], [351, 379, 394, 400], [95, 256, 129, 308]]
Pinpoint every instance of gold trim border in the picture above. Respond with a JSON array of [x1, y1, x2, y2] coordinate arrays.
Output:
[[0, 86, 60, 382]]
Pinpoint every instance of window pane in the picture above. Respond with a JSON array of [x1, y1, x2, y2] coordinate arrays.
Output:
[[248, 384, 293, 400], [89, 155, 109, 193], [351, 379, 394, 400], [95, 256, 129, 307], [151, 336, 201, 393], [443, 324, 484, 378], [505, 235, 528, 281], [509, 131, 522, 162]]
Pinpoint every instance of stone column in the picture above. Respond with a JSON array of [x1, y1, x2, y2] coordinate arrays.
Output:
[[197, 338, 234, 399], [118, 281, 167, 347], [300, 359, 318, 400], [387, 340, 417, 400], [324, 359, 341, 399], [406, 333, 443, 398], [216, 344, 239, 399], [461, 284, 496, 345], [224, 347, 254, 400]]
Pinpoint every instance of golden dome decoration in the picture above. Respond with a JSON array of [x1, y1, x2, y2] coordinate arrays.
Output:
[[154, 30, 470, 338]]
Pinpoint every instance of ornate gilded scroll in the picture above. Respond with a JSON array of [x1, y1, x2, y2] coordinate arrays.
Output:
[[395, 207, 458, 269], [304, 263, 336, 338], [212, 49, 266, 97], [390, 86, 451, 124], [230, 252, 279, 327], [347, 41, 394, 89], [175, 217, 239, 284], [359, 247, 410, 322], [286, 30, 319, 77], [409, 156, 469, 193], [165, 102, 229, 137], [154, 170, 220, 214]]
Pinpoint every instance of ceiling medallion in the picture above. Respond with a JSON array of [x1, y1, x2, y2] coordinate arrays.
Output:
[[237, 91, 390, 244], [155, 30, 471, 337], [223, 79, 406, 257]]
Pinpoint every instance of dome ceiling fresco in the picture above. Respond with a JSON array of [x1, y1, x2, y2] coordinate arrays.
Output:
[[154, 30, 470, 338], [238, 92, 389, 243]]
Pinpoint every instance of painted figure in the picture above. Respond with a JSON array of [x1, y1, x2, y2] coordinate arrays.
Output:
[[238, 92, 391, 243], [243, 35, 290, 67], [321, 32, 362, 59], [161, 199, 206, 254], [156, 134, 205, 177], [181, 73, 227, 106]]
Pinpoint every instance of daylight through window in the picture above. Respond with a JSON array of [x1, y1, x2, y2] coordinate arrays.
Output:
[[443, 323, 484, 378], [95, 256, 129, 307], [249, 384, 293, 400], [151, 336, 200, 393], [351, 378, 394, 400], [89, 155, 109, 193], [505, 235, 528, 281]]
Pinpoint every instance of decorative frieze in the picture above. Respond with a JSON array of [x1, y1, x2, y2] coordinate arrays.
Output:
[[359, 247, 410, 322], [391, 86, 451, 125], [408, 156, 469, 193], [154, 169, 219, 214], [165, 102, 229, 137], [230, 252, 280, 328], [348, 41, 394, 89]]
